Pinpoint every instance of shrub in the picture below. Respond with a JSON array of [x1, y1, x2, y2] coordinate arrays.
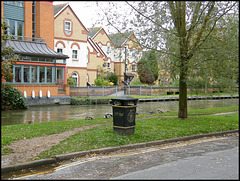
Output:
[[131, 78, 148, 86], [1, 83, 29, 110], [94, 78, 108, 86], [106, 73, 118, 85], [67, 77, 77, 87]]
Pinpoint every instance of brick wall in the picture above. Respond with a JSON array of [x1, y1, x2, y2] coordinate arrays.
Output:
[[24, 1, 32, 37], [36, 1, 54, 49], [13, 84, 70, 98]]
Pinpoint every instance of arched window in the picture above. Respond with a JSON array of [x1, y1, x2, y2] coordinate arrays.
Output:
[[72, 72, 78, 87]]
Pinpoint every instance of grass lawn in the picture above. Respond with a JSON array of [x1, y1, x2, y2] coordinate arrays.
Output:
[[1, 106, 238, 161]]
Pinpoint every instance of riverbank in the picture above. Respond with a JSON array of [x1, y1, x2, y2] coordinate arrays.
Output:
[[1, 106, 238, 170], [70, 93, 239, 105]]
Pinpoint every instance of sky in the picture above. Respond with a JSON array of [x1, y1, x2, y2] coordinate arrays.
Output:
[[53, 1, 100, 28], [53, 1, 128, 33]]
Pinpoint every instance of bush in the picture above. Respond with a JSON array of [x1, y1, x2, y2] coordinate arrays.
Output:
[[94, 78, 108, 86], [106, 73, 118, 85], [67, 77, 77, 87], [131, 78, 148, 86], [1, 83, 29, 110]]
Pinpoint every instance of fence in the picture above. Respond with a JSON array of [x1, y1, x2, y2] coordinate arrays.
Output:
[[70, 86, 239, 97]]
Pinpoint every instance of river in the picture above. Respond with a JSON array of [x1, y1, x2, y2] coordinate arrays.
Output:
[[1, 99, 239, 126]]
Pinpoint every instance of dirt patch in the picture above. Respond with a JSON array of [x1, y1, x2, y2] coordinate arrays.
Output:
[[1, 124, 102, 167]]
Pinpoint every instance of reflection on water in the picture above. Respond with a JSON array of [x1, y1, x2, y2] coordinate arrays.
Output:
[[1, 99, 238, 126]]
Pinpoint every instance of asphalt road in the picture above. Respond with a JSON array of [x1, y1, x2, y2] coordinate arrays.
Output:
[[6, 133, 239, 180]]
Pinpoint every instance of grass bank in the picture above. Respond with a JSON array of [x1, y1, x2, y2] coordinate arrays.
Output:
[[1, 106, 238, 161]]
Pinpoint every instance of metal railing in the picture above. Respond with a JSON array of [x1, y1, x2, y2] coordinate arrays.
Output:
[[70, 86, 239, 97], [10, 35, 45, 42]]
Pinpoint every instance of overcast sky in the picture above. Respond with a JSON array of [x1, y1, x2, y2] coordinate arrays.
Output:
[[53, 1, 129, 33]]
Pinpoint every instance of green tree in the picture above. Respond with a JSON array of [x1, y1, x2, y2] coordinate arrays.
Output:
[[96, 1, 238, 119], [1, 18, 19, 82], [186, 14, 239, 92], [137, 50, 160, 85], [1, 18, 28, 110]]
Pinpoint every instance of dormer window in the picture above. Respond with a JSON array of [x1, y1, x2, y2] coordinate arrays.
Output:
[[65, 20, 71, 35]]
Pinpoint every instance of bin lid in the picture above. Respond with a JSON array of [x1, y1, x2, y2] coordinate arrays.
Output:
[[111, 96, 138, 105]]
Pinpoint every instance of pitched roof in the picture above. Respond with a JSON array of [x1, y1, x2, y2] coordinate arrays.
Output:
[[87, 37, 108, 61], [3, 39, 69, 59], [109, 32, 133, 48], [54, 3, 68, 16], [87, 27, 102, 38], [54, 3, 88, 34]]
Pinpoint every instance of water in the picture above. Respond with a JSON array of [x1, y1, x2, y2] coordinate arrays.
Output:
[[1, 99, 239, 126]]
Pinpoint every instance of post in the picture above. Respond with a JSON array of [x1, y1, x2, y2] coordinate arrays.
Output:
[[102, 86, 104, 97], [87, 86, 89, 96], [124, 44, 127, 95]]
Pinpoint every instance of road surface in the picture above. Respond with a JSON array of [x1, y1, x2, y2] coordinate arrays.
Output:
[[5, 133, 239, 180]]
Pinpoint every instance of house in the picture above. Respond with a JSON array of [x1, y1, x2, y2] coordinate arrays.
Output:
[[54, 4, 109, 86], [87, 27, 114, 73], [109, 32, 143, 85], [1, 1, 70, 104]]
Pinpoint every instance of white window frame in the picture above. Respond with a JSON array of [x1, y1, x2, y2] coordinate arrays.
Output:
[[65, 20, 71, 35], [72, 50, 78, 60]]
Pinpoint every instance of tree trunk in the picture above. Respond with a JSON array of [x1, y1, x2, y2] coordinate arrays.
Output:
[[178, 59, 188, 119]]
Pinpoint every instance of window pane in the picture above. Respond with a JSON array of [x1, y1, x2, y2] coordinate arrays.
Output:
[[65, 22, 70, 30], [107, 46, 111, 54], [72, 50, 77, 59], [47, 67, 52, 83], [57, 48, 62, 53], [24, 66, 30, 83], [39, 67, 45, 83], [31, 57, 38, 61], [39, 57, 45, 62], [65, 21, 71, 35], [57, 68, 62, 79], [132, 49, 136, 57], [46, 58, 52, 62], [9, 20, 15, 36], [17, 21, 23, 37], [31, 66, 37, 83], [57, 68, 63, 85], [14, 66, 21, 82]]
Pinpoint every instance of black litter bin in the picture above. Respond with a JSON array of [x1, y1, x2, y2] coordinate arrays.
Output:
[[111, 96, 138, 135]]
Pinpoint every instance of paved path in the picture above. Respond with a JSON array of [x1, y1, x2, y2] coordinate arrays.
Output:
[[113, 147, 239, 179], [107, 90, 125, 97], [6, 133, 238, 180]]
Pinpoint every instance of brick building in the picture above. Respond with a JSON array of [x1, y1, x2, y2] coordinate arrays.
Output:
[[2, 1, 143, 103], [1, 1, 70, 103]]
